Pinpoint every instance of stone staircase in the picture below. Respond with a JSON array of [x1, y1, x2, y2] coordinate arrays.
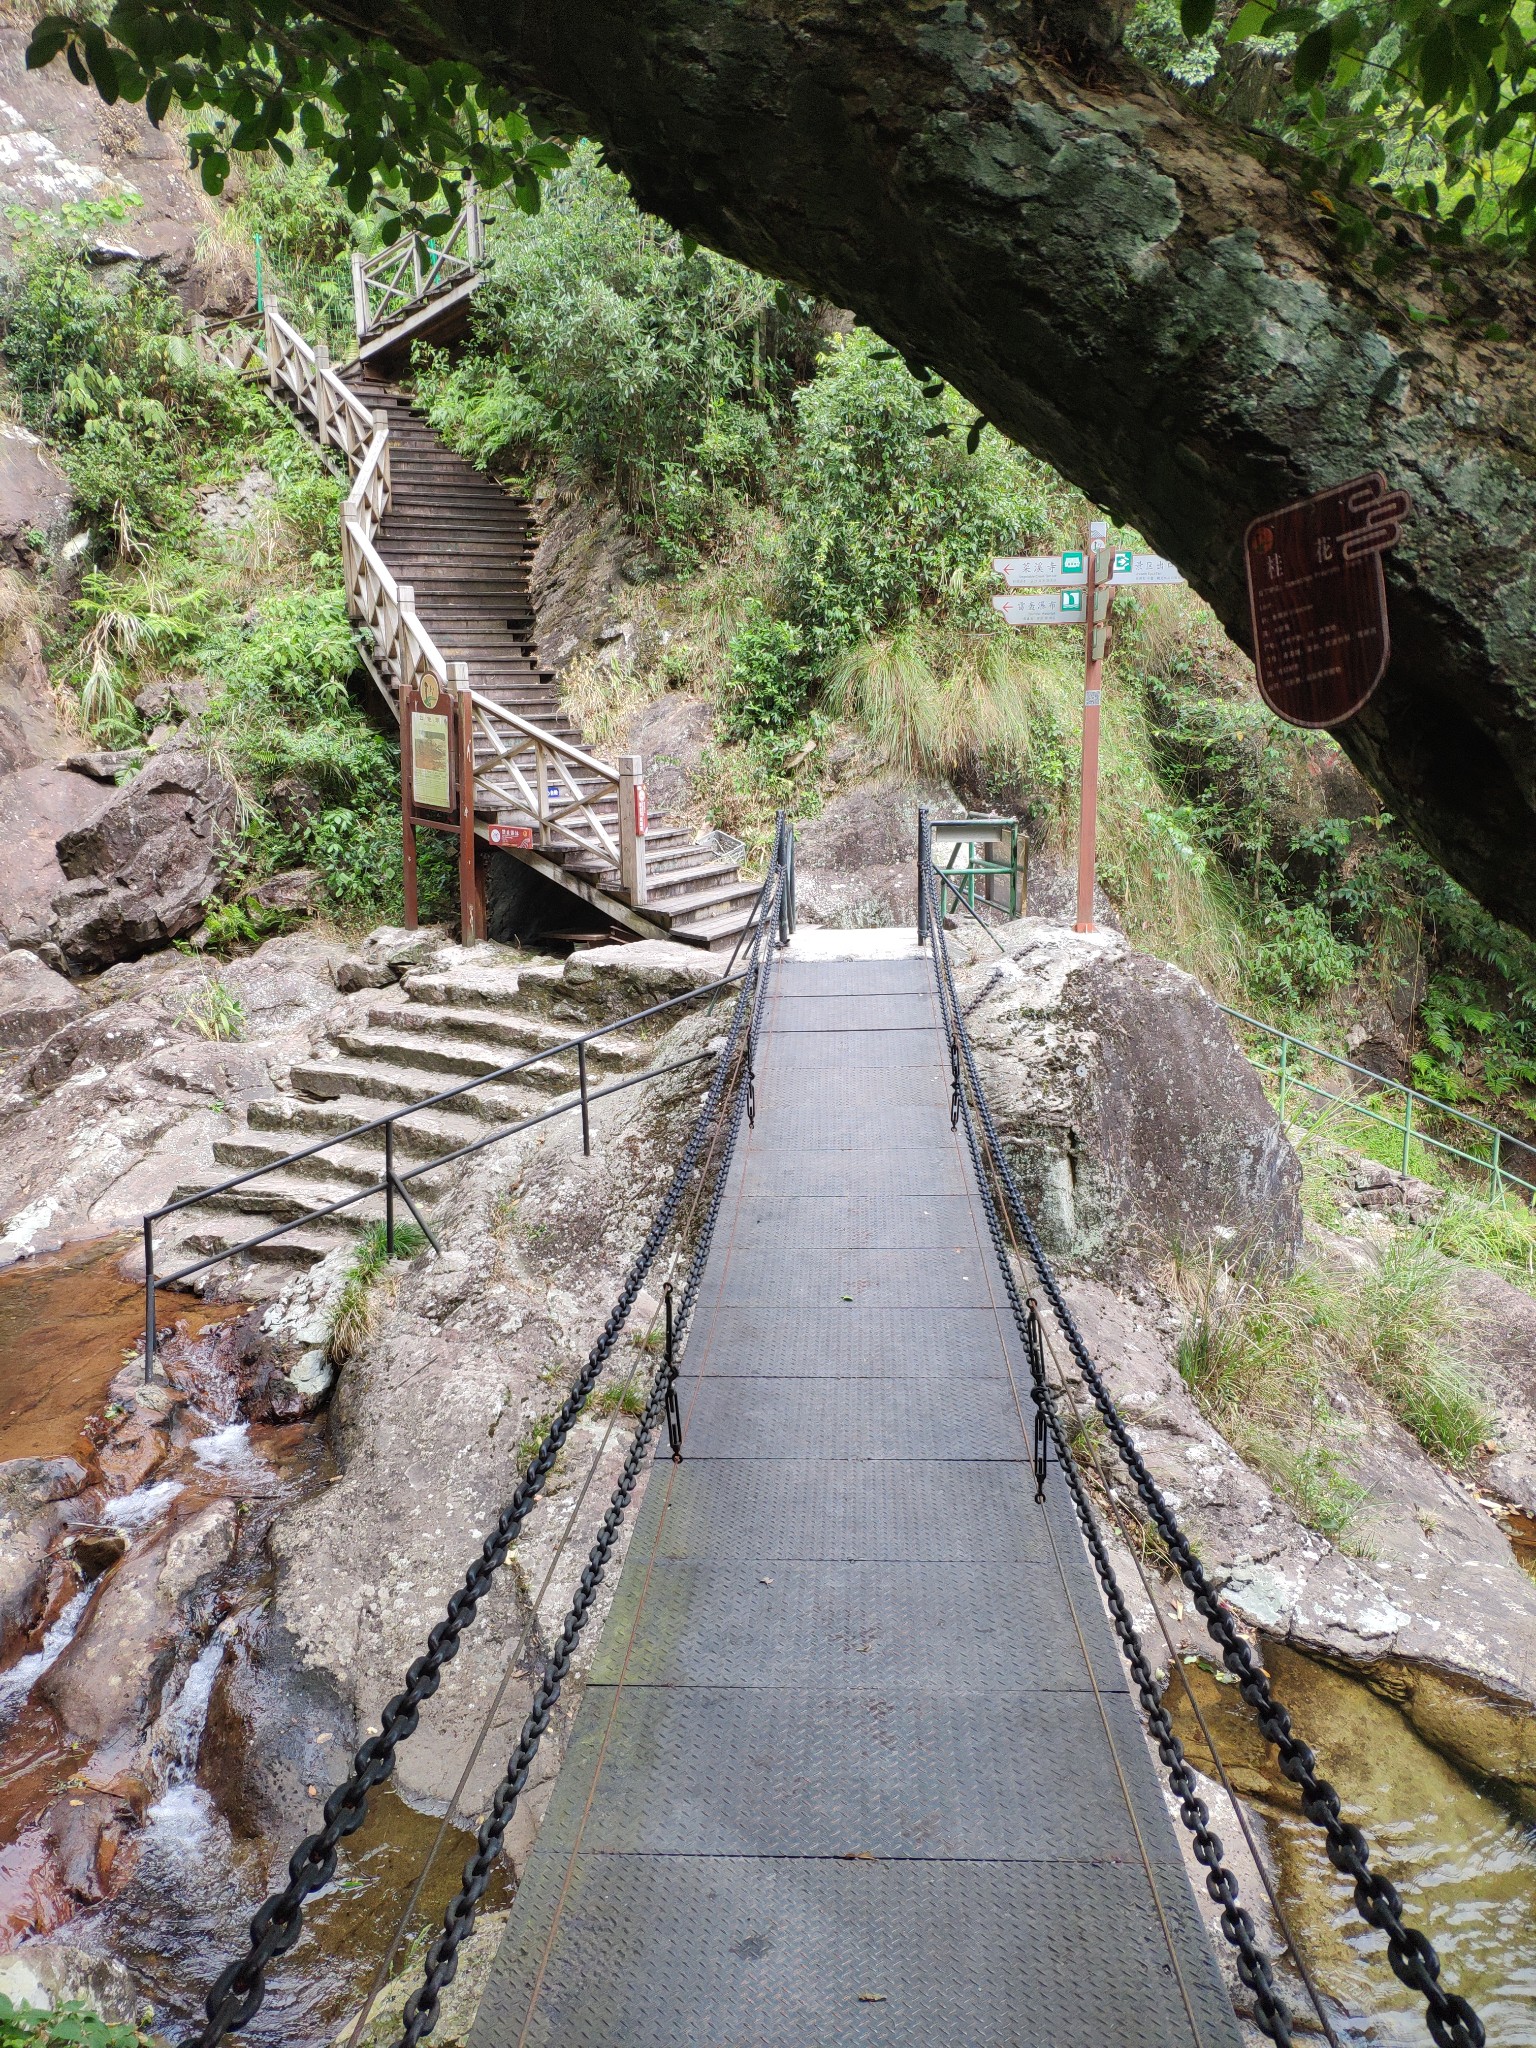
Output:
[[163, 946, 677, 1291], [333, 366, 761, 948]]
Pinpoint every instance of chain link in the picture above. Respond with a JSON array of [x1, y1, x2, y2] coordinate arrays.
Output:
[[395, 855, 787, 2045], [923, 864, 1485, 2048], [924, 868, 1293, 2042], [193, 839, 787, 2048]]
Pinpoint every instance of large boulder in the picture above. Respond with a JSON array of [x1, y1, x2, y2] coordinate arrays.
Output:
[[0, 949, 89, 1051], [959, 919, 1301, 1274], [49, 746, 238, 969], [0, 425, 74, 575]]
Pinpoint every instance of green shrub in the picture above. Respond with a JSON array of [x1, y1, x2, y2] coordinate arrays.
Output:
[[0, 1994, 153, 2047], [723, 603, 805, 736], [779, 328, 1077, 675], [413, 141, 816, 557]]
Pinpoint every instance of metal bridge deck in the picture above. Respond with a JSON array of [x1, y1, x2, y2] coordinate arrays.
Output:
[[471, 955, 1242, 2047]]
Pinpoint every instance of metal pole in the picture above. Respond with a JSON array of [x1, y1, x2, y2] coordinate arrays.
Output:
[[254, 232, 263, 313], [917, 805, 930, 945], [1401, 1090, 1413, 1180], [385, 1118, 396, 1254], [1075, 539, 1109, 933], [578, 1041, 591, 1156], [1493, 1129, 1503, 1200], [1278, 1035, 1289, 1125], [143, 1217, 156, 1385], [777, 812, 792, 946]]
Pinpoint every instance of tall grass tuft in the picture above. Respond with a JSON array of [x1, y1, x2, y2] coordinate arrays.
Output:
[[326, 1218, 429, 1365]]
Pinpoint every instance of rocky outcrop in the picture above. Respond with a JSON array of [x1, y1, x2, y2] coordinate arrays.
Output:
[[0, 949, 88, 1051], [0, 931, 349, 1264], [0, 426, 74, 576], [794, 765, 958, 928], [0, 1456, 88, 1669], [0, 28, 215, 293], [37, 1501, 236, 1748], [49, 746, 239, 969], [957, 918, 1301, 1274], [1062, 1277, 1536, 1802]]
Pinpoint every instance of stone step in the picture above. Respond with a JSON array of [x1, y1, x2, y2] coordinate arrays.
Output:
[[211, 1132, 462, 1192], [169, 1172, 381, 1232], [369, 1001, 647, 1066], [324, 1028, 593, 1095], [401, 963, 564, 1013], [165, 1218, 364, 1272], [287, 1053, 560, 1122], [248, 1089, 531, 1156]]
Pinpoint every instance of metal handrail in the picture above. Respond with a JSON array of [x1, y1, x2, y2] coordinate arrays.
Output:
[[141, 970, 749, 1376], [1221, 1003, 1536, 1199]]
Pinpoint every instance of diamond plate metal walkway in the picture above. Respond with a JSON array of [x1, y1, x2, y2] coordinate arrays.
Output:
[[470, 952, 1243, 2047]]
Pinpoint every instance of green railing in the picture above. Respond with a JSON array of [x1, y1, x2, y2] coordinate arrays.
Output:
[[1220, 1005, 1536, 1201]]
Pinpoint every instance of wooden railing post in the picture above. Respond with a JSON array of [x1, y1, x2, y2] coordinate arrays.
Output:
[[450, 662, 485, 945], [313, 341, 330, 441], [466, 180, 483, 264], [352, 250, 370, 339], [618, 753, 647, 907], [400, 676, 419, 929], [264, 304, 280, 400], [397, 583, 418, 696]]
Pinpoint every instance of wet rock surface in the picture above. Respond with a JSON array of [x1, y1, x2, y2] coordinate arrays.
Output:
[[956, 918, 1302, 1275], [0, 1458, 88, 1669]]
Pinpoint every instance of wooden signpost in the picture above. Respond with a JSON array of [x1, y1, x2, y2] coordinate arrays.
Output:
[[992, 527, 1185, 932], [1244, 472, 1410, 728], [400, 661, 487, 942]]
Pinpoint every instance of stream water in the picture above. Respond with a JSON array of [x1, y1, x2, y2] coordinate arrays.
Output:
[[0, 1241, 509, 2044], [1166, 1643, 1536, 2045]]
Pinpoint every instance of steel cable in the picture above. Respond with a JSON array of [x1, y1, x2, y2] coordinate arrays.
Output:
[[394, 844, 788, 2045], [192, 829, 788, 2048], [921, 858, 1486, 2048]]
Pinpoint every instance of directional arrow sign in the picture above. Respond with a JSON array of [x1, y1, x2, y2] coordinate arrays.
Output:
[[993, 553, 1088, 587], [992, 590, 1086, 625], [1108, 551, 1184, 587]]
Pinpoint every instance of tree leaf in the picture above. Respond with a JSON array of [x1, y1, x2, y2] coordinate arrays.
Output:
[[1227, 2, 1273, 44], [1293, 26, 1336, 92], [1180, 0, 1218, 37]]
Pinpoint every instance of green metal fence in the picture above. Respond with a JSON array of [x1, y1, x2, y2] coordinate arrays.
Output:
[[1220, 1004, 1536, 1201]]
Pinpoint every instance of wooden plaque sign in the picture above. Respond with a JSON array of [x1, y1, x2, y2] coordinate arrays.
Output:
[[1244, 473, 1410, 728]]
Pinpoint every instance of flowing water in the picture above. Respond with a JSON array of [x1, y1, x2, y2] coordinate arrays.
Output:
[[1166, 1642, 1536, 2044], [0, 1241, 510, 2043]]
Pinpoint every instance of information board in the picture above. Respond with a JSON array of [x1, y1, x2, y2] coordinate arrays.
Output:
[[411, 710, 452, 811], [1244, 473, 1410, 728]]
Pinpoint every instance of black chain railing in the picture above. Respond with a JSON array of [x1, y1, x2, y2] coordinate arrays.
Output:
[[918, 832, 1486, 2048], [396, 834, 788, 2044], [192, 819, 793, 2048]]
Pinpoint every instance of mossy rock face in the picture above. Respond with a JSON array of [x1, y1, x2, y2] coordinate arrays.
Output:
[[962, 920, 1301, 1276]]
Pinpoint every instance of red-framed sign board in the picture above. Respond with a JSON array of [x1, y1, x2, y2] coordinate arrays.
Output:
[[1244, 473, 1411, 729]]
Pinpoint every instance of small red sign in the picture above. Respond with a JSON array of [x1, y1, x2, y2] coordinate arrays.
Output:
[[488, 823, 535, 849], [633, 782, 649, 838], [1245, 473, 1410, 729]]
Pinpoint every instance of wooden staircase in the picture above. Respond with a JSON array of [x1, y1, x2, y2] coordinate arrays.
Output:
[[198, 219, 760, 951], [343, 371, 762, 947]]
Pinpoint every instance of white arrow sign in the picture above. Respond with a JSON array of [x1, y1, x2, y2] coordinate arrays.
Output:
[[1108, 550, 1183, 586], [992, 591, 1086, 626], [994, 552, 1088, 587]]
